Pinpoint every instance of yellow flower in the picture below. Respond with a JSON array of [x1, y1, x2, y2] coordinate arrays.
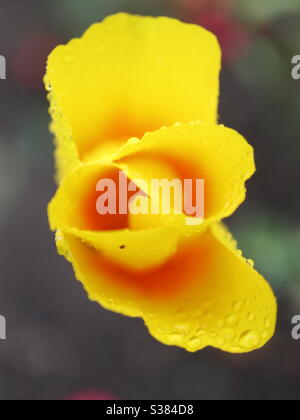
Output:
[[45, 13, 277, 353]]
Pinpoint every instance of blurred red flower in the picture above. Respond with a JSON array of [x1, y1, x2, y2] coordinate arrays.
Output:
[[176, 0, 231, 13], [66, 389, 117, 401], [194, 11, 250, 63], [12, 35, 59, 91], [175, 0, 250, 63]]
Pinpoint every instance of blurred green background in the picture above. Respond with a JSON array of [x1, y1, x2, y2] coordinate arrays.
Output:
[[0, 0, 300, 400]]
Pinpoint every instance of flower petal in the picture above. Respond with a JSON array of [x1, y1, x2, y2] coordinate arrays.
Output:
[[145, 223, 277, 353], [114, 121, 256, 223], [45, 13, 221, 173], [48, 162, 184, 271], [55, 222, 277, 353], [62, 227, 182, 272]]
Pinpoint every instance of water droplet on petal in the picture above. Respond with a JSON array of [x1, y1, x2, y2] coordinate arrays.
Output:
[[222, 328, 235, 343], [265, 317, 271, 328], [246, 259, 254, 268], [195, 328, 206, 337], [169, 325, 189, 344], [262, 331, 269, 339], [247, 313, 256, 322], [226, 314, 238, 327], [233, 300, 243, 312], [187, 336, 203, 350], [239, 331, 260, 350]]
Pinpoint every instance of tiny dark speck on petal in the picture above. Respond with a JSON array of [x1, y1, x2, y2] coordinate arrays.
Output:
[[120, 245, 126, 249]]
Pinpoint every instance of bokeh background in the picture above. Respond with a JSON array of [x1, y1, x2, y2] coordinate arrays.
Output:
[[0, 0, 300, 400]]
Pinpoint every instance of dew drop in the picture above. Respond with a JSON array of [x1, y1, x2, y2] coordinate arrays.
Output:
[[55, 232, 64, 242], [187, 336, 203, 350], [222, 329, 235, 343], [169, 333, 182, 344], [128, 137, 140, 145], [169, 325, 189, 343], [246, 259, 254, 268], [239, 331, 260, 350], [233, 300, 243, 312], [247, 313, 256, 322], [262, 331, 269, 340], [226, 314, 238, 327], [265, 317, 271, 328], [195, 328, 206, 337]]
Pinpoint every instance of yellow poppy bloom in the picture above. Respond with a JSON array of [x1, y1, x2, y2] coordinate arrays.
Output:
[[45, 13, 277, 353]]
